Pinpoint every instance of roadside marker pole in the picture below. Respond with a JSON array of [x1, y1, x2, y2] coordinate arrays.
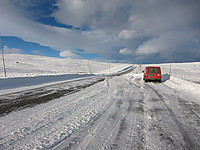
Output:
[[88, 60, 91, 74], [0, 33, 6, 78], [108, 63, 110, 74], [169, 57, 172, 75]]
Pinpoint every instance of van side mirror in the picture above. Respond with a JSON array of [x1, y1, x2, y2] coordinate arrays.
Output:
[[142, 70, 144, 73]]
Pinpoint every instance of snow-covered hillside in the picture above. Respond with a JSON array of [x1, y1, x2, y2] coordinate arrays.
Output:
[[0, 54, 132, 92], [1, 54, 200, 82], [1, 54, 200, 81], [0, 54, 130, 78]]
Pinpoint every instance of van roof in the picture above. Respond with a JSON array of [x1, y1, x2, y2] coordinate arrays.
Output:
[[146, 66, 161, 68]]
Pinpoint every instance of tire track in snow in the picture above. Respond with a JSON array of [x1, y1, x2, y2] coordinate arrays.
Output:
[[104, 76, 145, 150], [146, 84, 200, 150], [53, 71, 200, 150], [123, 77, 145, 150], [177, 98, 200, 121], [56, 75, 146, 150]]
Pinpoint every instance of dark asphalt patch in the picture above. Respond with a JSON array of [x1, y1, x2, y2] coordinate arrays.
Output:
[[0, 78, 105, 117]]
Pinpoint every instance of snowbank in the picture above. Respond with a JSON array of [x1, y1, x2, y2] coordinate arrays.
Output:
[[164, 76, 200, 97]]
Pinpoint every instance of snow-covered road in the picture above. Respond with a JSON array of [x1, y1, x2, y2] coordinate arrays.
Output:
[[54, 74, 200, 150], [0, 69, 200, 150]]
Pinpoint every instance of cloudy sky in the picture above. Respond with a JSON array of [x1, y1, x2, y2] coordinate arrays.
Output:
[[0, 0, 200, 63]]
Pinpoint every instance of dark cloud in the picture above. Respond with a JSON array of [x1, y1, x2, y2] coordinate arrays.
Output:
[[52, 0, 200, 63], [0, 0, 199, 63]]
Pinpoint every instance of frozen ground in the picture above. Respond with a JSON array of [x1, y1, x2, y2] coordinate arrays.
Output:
[[0, 54, 200, 150], [0, 54, 130, 78]]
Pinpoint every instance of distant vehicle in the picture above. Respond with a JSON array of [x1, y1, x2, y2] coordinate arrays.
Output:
[[143, 66, 161, 82]]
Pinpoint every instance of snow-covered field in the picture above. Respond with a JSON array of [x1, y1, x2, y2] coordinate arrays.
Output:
[[0, 54, 130, 78], [0, 54, 200, 150]]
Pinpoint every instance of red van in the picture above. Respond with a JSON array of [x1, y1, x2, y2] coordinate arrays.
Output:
[[143, 66, 161, 82]]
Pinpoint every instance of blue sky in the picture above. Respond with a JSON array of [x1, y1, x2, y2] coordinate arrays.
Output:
[[2, 36, 60, 57], [1, 0, 99, 60], [0, 0, 200, 63]]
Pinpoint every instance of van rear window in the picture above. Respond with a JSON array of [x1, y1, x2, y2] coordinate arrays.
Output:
[[148, 68, 160, 73]]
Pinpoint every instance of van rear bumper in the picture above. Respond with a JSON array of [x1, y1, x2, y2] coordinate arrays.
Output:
[[145, 78, 161, 82], [144, 76, 161, 82]]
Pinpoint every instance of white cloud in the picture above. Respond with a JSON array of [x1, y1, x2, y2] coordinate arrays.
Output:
[[119, 48, 133, 55], [59, 50, 82, 59], [53, 0, 132, 32], [136, 31, 198, 56], [0, 0, 111, 56], [3, 46, 23, 54], [118, 30, 136, 39]]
